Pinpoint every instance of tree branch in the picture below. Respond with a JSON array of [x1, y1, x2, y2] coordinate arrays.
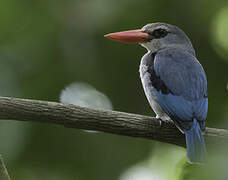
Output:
[[0, 96, 227, 147], [0, 155, 11, 180]]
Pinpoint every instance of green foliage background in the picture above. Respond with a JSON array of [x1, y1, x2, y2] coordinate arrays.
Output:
[[0, 0, 228, 179]]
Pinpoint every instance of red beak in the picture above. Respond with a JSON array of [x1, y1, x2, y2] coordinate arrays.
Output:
[[104, 29, 150, 44]]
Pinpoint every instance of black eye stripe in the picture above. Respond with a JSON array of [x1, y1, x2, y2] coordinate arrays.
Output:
[[149, 28, 168, 39]]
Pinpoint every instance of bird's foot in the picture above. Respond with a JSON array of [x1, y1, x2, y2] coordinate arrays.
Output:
[[156, 116, 164, 128]]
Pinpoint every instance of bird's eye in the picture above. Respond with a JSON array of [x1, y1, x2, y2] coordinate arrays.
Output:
[[151, 28, 168, 38]]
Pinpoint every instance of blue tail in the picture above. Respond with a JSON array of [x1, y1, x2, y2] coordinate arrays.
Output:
[[184, 119, 206, 163]]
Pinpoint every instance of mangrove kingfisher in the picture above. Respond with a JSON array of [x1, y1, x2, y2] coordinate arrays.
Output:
[[104, 22, 208, 163]]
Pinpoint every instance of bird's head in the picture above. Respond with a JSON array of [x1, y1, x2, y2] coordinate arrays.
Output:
[[105, 22, 195, 55]]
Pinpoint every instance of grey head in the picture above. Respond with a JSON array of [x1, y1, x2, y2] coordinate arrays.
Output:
[[141, 23, 195, 55]]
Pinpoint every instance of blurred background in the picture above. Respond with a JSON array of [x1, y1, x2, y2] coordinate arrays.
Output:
[[0, 0, 228, 179]]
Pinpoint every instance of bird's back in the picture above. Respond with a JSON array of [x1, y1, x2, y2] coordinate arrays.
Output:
[[140, 48, 208, 132]]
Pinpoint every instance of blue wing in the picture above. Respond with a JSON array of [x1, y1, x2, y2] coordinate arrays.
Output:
[[153, 48, 208, 131]]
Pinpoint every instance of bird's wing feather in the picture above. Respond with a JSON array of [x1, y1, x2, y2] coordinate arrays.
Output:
[[153, 48, 208, 131]]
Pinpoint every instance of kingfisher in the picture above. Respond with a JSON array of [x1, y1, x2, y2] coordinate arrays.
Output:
[[104, 23, 208, 163]]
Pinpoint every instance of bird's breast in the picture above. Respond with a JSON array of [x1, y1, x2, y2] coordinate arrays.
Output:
[[139, 54, 170, 120]]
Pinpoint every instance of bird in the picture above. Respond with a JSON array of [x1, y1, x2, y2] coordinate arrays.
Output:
[[104, 23, 208, 163]]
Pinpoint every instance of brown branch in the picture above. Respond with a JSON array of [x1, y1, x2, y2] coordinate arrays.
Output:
[[0, 155, 11, 180], [0, 96, 227, 147]]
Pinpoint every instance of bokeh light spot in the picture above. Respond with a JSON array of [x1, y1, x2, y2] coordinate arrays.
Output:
[[119, 145, 185, 180], [60, 82, 113, 110], [211, 6, 228, 62], [119, 167, 164, 180]]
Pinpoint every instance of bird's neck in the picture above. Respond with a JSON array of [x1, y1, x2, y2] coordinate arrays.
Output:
[[142, 43, 196, 57]]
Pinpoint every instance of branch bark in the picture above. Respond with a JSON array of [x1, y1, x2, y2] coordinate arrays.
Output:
[[0, 96, 227, 147]]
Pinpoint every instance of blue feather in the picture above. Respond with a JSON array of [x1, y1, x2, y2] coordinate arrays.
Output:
[[152, 48, 208, 127], [154, 91, 193, 121], [185, 119, 206, 163], [193, 98, 208, 121]]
